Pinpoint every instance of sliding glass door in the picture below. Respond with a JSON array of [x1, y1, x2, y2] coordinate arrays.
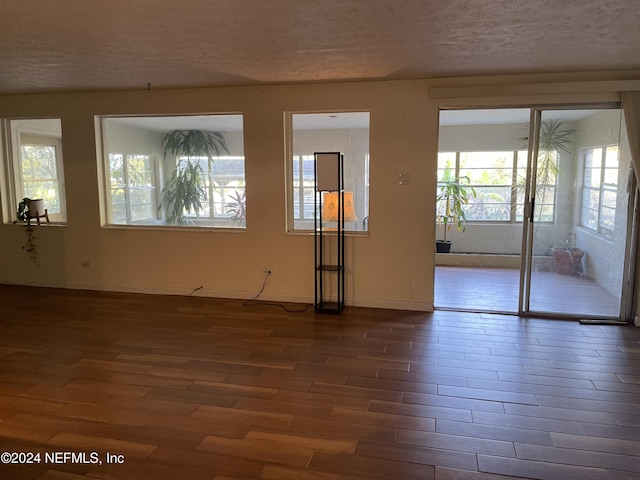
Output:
[[436, 108, 530, 313], [436, 106, 635, 320], [521, 107, 633, 319]]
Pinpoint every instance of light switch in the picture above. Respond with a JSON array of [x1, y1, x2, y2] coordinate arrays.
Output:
[[398, 172, 411, 185]]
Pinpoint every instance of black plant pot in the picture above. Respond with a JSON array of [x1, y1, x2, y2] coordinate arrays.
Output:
[[436, 240, 452, 253]]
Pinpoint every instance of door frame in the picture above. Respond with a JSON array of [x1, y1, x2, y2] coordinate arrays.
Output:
[[436, 103, 637, 322]]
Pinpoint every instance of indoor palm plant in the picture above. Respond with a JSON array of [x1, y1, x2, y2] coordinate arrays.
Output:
[[226, 190, 246, 227], [159, 130, 229, 224], [436, 177, 475, 253], [522, 119, 575, 221], [523, 120, 579, 272]]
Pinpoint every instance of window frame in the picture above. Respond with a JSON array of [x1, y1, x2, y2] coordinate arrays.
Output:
[[181, 154, 246, 226], [286, 111, 371, 233], [98, 114, 246, 229], [437, 149, 549, 224], [291, 153, 316, 225], [2, 119, 67, 224], [580, 145, 618, 237], [108, 153, 160, 224]]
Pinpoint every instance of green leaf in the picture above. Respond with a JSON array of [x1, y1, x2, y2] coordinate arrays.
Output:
[[158, 130, 228, 225]]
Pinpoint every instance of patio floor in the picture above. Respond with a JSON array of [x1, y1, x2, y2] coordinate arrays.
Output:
[[435, 266, 621, 318]]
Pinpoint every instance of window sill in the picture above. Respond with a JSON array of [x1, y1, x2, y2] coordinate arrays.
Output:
[[5, 221, 67, 227], [287, 228, 370, 237], [576, 225, 614, 243], [101, 223, 246, 233]]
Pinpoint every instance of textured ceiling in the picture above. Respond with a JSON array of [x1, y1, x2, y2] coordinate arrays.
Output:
[[1, 0, 639, 94]]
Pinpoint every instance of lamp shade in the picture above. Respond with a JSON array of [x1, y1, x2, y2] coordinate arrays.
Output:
[[321, 192, 357, 222]]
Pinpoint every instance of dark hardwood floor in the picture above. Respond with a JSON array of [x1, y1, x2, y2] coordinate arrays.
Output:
[[1, 285, 639, 479]]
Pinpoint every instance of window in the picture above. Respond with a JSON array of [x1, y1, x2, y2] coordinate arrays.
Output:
[[100, 115, 245, 228], [291, 154, 316, 223], [437, 150, 533, 223], [3, 119, 66, 223], [187, 155, 245, 224], [289, 112, 370, 232], [109, 154, 158, 224], [581, 145, 618, 236]]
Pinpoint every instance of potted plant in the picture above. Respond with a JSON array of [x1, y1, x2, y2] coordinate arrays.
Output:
[[522, 120, 582, 273], [14, 198, 41, 266], [436, 177, 475, 253], [550, 240, 584, 276], [226, 190, 246, 227], [16, 197, 46, 223], [521, 119, 576, 221], [158, 130, 229, 224]]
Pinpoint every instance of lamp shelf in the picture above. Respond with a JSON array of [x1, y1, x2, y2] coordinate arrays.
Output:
[[315, 301, 343, 313], [314, 151, 346, 314], [316, 264, 343, 272]]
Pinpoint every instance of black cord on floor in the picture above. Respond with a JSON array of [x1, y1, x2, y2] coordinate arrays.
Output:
[[189, 285, 203, 296], [243, 271, 311, 313]]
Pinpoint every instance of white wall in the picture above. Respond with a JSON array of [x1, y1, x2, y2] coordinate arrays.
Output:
[[103, 120, 164, 156], [0, 81, 433, 311], [573, 109, 629, 296], [0, 75, 635, 315]]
